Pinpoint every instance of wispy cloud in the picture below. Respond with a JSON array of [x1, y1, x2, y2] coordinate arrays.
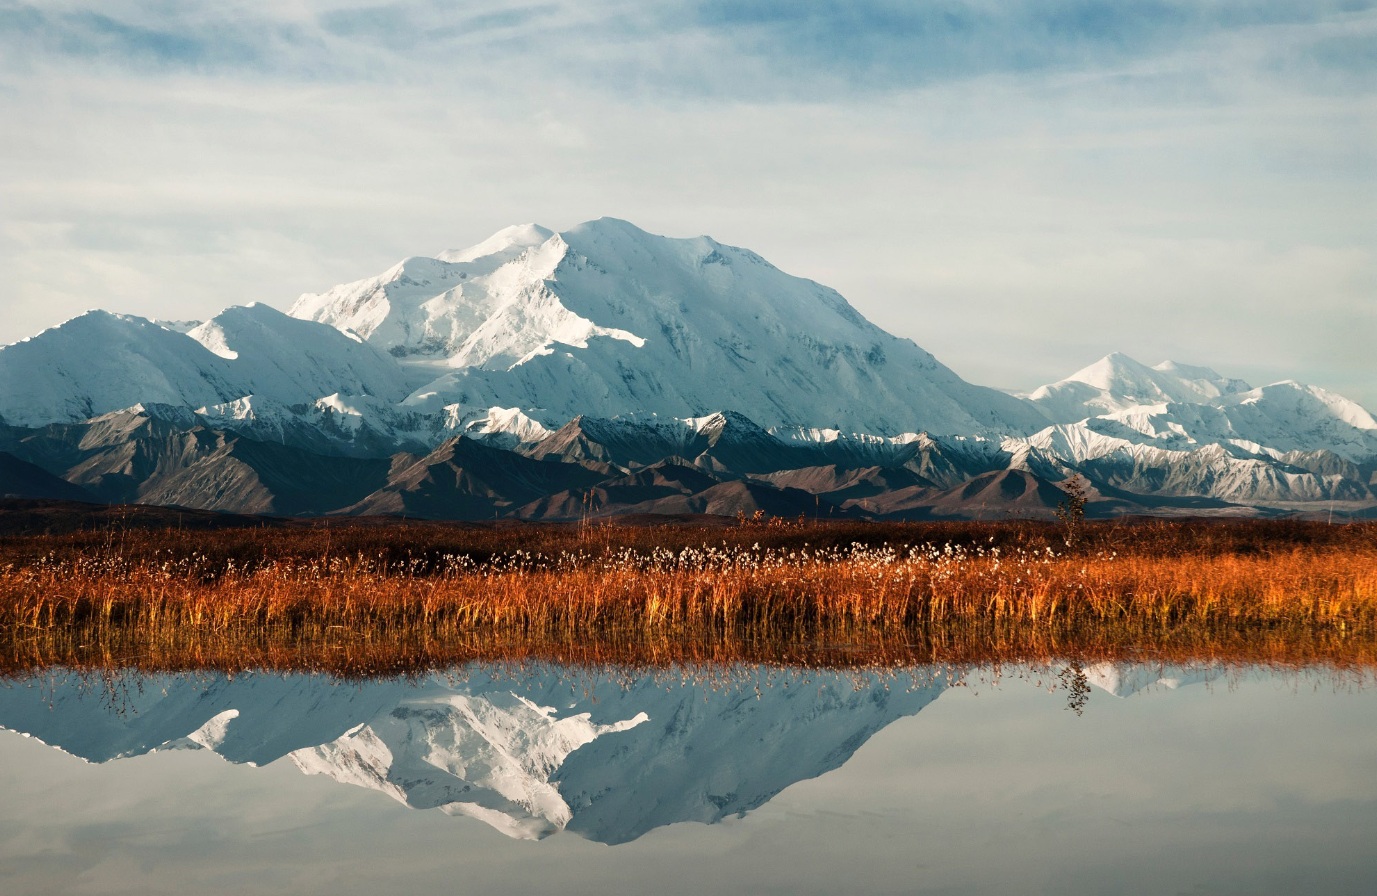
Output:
[[0, 3, 306, 73], [317, 1, 564, 46], [0, 0, 1373, 406], [3, 1, 1371, 94]]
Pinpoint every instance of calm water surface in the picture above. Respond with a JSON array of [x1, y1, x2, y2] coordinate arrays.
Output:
[[1, 662, 1374, 895]]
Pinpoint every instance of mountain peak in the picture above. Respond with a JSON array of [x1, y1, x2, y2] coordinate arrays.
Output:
[[0, 310, 241, 426], [288, 220, 1046, 436], [54, 308, 156, 334], [436, 222, 555, 264], [1066, 352, 1157, 392]]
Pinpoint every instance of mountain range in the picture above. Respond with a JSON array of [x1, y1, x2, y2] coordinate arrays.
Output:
[[1, 218, 1373, 520]]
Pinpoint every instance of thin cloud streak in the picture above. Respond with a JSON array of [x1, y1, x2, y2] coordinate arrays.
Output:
[[4, 2, 1372, 94]]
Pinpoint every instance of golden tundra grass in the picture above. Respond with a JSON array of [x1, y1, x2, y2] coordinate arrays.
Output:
[[1, 518, 1374, 675]]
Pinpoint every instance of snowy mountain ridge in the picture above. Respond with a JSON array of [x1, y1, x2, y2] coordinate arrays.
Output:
[[1008, 352, 1377, 504]]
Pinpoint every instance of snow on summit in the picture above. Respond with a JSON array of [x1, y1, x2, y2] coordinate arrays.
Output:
[[435, 223, 556, 265]]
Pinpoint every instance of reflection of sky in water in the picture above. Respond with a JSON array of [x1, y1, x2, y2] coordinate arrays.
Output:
[[1, 665, 1375, 895]]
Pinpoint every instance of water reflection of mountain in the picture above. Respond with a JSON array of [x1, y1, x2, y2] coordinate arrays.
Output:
[[1083, 662, 1217, 698], [0, 664, 1205, 843]]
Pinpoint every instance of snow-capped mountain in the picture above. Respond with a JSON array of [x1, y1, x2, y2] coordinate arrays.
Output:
[[1023, 352, 1377, 461], [1024, 352, 1377, 459], [1000, 352, 1377, 506], [292, 217, 1047, 437], [0, 304, 408, 429], [0, 310, 241, 427], [1025, 353, 1253, 422]]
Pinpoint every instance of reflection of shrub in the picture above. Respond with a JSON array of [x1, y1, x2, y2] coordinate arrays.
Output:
[[1059, 661, 1091, 716]]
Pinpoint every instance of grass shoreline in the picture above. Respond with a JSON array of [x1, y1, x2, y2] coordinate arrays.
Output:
[[3, 518, 1374, 675]]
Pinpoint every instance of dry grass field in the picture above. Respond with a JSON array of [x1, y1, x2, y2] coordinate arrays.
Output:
[[2, 517, 1374, 676]]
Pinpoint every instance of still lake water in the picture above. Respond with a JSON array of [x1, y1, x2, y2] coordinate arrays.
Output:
[[1, 662, 1374, 895]]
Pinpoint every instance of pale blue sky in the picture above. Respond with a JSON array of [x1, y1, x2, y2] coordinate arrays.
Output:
[[1, 1, 1373, 406]]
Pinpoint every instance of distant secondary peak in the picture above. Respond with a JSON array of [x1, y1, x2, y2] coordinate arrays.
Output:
[[1070, 352, 1155, 387]]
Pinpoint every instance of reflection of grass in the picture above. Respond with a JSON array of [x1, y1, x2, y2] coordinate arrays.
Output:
[[2, 519, 1374, 675]]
